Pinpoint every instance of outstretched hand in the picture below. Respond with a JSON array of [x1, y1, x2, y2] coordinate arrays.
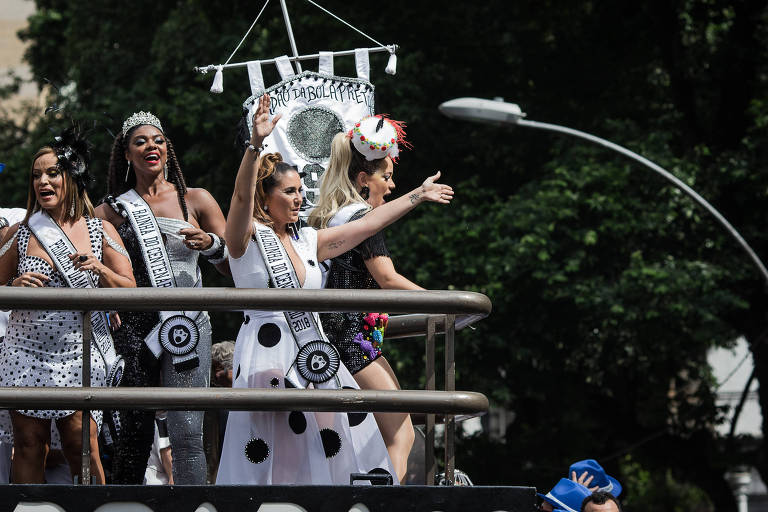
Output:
[[251, 93, 282, 141], [418, 171, 454, 204]]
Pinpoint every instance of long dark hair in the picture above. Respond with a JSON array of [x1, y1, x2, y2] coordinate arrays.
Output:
[[106, 125, 190, 221]]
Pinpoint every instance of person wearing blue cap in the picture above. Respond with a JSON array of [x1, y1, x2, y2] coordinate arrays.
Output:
[[569, 459, 623, 497], [538, 478, 592, 512]]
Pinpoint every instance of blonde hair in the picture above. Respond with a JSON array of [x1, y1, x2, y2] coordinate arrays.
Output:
[[24, 147, 95, 224], [307, 132, 388, 229], [253, 152, 299, 229]]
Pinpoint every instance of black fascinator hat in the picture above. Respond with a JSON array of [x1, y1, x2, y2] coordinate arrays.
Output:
[[51, 122, 92, 191]]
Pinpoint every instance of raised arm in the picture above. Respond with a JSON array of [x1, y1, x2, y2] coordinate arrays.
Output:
[[226, 94, 281, 258], [316, 172, 453, 262]]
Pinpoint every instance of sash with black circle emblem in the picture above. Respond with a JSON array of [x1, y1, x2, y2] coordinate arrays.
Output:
[[111, 190, 202, 372], [27, 211, 125, 386], [252, 222, 341, 386]]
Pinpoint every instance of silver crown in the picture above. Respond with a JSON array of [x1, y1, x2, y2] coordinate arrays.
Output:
[[121, 111, 163, 136]]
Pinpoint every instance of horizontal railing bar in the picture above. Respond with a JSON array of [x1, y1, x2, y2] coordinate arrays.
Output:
[[0, 288, 492, 316], [386, 313, 486, 339], [0, 388, 489, 415]]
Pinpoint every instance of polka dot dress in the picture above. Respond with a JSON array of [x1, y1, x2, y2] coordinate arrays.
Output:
[[0, 218, 106, 440], [216, 223, 395, 485]]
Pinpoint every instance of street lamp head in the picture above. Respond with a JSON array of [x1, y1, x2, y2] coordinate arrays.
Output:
[[438, 97, 526, 125]]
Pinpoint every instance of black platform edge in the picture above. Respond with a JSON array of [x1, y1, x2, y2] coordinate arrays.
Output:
[[0, 484, 537, 512]]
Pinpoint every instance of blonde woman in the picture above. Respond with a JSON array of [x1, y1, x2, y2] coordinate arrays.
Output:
[[308, 116, 424, 482]]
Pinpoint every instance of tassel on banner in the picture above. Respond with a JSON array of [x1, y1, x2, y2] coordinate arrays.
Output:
[[385, 51, 397, 75], [210, 66, 224, 94]]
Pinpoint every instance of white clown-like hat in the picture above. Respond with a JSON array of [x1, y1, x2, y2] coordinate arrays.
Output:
[[350, 115, 409, 161]]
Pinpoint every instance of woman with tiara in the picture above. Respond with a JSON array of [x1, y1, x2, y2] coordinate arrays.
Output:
[[217, 94, 453, 484], [307, 115, 422, 482], [0, 127, 135, 483], [95, 111, 229, 484]]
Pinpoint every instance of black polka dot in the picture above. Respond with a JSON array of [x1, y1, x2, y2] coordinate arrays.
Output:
[[347, 412, 368, 427], [320, 428, 341, 458], [244, 438, 269, 464], [270, 377, 280, 388], [288, 411, 307, 434], [257, 323, 281, 347], [284, 378, 296, 389], [235, 366, 241, 380]]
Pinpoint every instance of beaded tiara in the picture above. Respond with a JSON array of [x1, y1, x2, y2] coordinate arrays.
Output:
[[121, 111, 163, 137]]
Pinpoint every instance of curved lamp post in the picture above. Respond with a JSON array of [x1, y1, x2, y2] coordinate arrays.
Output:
[[438, 97, 768, 286]]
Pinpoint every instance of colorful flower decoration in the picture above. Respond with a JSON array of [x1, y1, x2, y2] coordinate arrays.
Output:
[[353, 312, 389, 360]]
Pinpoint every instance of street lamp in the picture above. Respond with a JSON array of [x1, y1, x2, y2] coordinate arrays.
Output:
[[438, 97, 768, 286]]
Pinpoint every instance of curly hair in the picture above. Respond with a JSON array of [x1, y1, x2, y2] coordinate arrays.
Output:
[[253, 152, 299, 229], [106, 124, 189, 221]]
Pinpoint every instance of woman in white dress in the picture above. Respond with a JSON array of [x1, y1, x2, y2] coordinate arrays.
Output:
[[0, 131, 135, 484], [217, 94, 453, 484]]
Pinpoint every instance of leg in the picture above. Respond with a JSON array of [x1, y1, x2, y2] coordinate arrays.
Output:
[[162, 324, 210, 485], [56, 412, 105, 484], [353, 357, 415, 483], [10, 412, 51, 483]]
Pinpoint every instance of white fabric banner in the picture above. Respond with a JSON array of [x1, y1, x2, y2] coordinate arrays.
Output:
[[354, 48, 370, 80], [243, 71, 375, 209], [318, 51, 334, 76], [275, 55, 296, 80], [247, 60, 265, 96]]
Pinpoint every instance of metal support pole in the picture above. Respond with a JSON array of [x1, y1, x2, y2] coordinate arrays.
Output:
[[425, 316, 436, 485], [80, 312, 92, 485], [279, 0, 302, 73], [444, 314, 456, 485]]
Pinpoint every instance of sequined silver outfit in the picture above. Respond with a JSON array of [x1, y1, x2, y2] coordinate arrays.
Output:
[[320, 208, 390, 374], [111, 215, 210, 485]]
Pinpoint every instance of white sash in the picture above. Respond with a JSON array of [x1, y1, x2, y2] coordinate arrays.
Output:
[[113, 189, 201, 372], [27, 211, 125, 387], [252, 223, 341, 386]]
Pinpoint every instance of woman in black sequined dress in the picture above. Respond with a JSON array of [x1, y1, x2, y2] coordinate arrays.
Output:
[[307, 116, 425, 482]]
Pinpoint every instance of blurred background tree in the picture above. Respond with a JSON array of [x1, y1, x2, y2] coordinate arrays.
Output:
[[3, 1, 768, 509]]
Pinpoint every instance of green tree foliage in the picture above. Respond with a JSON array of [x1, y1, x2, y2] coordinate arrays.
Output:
[[3, 1, 768, 509]]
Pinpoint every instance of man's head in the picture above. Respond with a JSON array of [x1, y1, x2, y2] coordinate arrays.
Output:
[[581, 491, 622, 512]]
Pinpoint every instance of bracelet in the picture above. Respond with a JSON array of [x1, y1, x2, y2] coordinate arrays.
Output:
[[247, 142, 267, 153], [0, 217, 8, 229], [200, 233, 221, 256], [208, 244, 229, 265]]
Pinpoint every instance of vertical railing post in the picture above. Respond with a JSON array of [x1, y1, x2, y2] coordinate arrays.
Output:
[[80, 312, 91, 485], [444, 314, 455, 485], [425, 316, 436, 485]]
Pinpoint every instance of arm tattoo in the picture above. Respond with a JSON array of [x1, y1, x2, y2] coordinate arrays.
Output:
[[409, 192, 421, 204], [327, 240, 345, 250]]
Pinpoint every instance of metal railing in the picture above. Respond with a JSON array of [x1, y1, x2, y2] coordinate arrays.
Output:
[[0, 287, 492, 486]]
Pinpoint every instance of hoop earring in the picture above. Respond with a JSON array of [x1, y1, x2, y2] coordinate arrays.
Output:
[[124, 160, 132, 183], [164, 163, 168, 180], [360, 186, 369, 200]]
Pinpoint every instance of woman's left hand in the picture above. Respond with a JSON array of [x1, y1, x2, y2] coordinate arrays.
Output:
[[419, 171, 454, 204], [70, 252, 106, 276], [179, 228, 213, 251]]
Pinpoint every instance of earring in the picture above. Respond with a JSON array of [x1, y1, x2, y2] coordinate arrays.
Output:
[[69, 202, 75, 218], [264, 205, 269, 212], [164, 163, 168, 180], [360, 186, 369, 200], [124, 161, 132, 183]]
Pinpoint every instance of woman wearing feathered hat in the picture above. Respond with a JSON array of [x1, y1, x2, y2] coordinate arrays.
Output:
[[95, 111, 229, 484], [217, 94, 452, 484], [307, 114, 422, 481], [0, 126, 135, 483]]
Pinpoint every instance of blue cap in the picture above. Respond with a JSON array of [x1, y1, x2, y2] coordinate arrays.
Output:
[[569, 459, 622, 497], [537, 478, 592, 512]]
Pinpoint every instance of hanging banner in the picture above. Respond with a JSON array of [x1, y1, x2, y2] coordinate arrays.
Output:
[[243, 71, 375, 209]]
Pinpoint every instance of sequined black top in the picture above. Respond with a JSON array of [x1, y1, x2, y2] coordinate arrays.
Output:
[[320, 209, 390, 374]]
